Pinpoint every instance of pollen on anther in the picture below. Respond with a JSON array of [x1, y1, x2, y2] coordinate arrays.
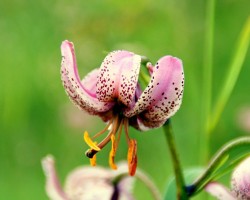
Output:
[[83, 131, 101, 151], [109, 134, 117, 170]]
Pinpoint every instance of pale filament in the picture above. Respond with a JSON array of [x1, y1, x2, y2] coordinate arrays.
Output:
[[97, 115, 120, 149], [85, 115, 132, 160], [115, 118, 124, 148], [123, 118, 130, 144], [92, 119, 113, 139]]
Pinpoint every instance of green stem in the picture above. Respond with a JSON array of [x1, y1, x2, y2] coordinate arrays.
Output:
[[141, 56, 151, 66], [139, 56, 151, 90], [200, 0, 216, 164], [164, 120, 188, 200]]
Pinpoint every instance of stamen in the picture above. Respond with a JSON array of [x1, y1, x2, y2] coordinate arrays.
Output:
[[92, 120, 113, 139], [90, 154, 97, 166], [85, 115, 121, 159], [127, 139, 137, 176], [109, 134, 117, 170], [123, 118, 130, 144], [85, 133, 113, 158], [116, 118, 124, 145], [98, 115, 120, 149], [83, 131, 101, 151]]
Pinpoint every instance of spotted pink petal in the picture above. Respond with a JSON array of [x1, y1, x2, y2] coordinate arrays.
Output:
[[41, 155, 69, 200], [96, 51, 141, 107], [81, 68, 99, 93], [205, 182, 236, 200], [124, 56, 184, 126], [61, 40, 113, 115]]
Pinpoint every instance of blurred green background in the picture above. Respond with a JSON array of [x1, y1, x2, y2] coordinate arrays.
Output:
[[1, 0, 250, 199]]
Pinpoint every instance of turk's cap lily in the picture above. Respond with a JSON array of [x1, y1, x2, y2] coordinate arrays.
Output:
[[205, 156, 250, 200], [41, 155, 135, 200], [61, 40, 184, 175], [61, 40, 184, 130]]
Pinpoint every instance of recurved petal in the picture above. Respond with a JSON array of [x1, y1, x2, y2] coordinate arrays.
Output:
[[61, 40, 113, 115], [124, 56, 184, 125], [205, 182, 236, 200], [41, 155, 69, 200], [81, 68, 99, 93], [96, 50, 141, 107]]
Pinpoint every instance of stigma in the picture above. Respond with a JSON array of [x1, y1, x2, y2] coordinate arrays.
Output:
[[84, 114, 137, 176]]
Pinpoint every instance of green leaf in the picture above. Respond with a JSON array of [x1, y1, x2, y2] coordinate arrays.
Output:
[[163, 167, 204, 200], [193, 154, 229, 194], [138, 62, 151, 90], [210, 153, 250, 180], [209, 16, 250, 132], [189, 137, 250, 197]]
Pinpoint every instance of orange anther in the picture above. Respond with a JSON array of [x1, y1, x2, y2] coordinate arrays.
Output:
[[127, 139, 137, 176], [109, 134, 117, 170]]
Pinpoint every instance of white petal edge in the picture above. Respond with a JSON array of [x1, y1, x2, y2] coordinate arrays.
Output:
[[205, 182, 236, 200], [136, 116, 166, 131]]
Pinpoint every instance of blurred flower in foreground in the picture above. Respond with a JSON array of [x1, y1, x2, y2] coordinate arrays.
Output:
[[61, 40, 184, 175], [41, 155, 135, 200], [206, 156, 250, 200]]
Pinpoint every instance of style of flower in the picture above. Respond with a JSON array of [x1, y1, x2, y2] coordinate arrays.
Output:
[[61, 40, 184, 175], [206, 156, 250, 200], [41, 155, 135, 200]]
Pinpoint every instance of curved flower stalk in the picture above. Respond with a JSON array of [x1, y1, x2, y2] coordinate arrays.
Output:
[[41, 155, 135, 200], [205, 156, 250, 200], [61, 40, 184, 175]]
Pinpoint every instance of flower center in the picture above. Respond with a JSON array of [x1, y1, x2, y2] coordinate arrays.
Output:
[[84, 114, 137, 176]]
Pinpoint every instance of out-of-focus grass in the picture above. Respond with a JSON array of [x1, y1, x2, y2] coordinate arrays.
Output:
[[0, 0, 249, 199]]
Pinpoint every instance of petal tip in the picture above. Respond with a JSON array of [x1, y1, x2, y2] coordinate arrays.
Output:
[[41, 154, 55, 175], [61, 40, 74, 55]]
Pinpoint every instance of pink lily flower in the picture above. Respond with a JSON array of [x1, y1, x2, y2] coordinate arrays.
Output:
[[41, 155, 135, 200], [206, 156, 250, 200], [61, 40, 184, 175]]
